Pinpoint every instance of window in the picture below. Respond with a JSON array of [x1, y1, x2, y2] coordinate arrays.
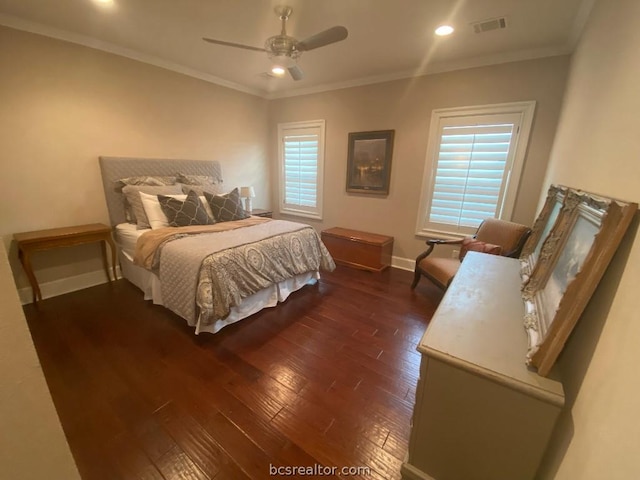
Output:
[[416, 102, 535, 237], [278, 120, 325, 219]]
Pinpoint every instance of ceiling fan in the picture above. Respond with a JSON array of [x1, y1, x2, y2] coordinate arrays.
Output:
[[203, 5, 348, 81]]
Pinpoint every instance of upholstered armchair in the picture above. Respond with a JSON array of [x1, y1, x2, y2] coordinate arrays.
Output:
[[411, 218, 531, 290]]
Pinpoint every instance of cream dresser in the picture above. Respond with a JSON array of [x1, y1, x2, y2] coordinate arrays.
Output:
[[402, 252, 565, 480]]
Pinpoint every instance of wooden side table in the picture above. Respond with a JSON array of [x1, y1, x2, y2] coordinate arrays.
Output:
[[250, 209, 273, 218], [14, 223, 117, 303]]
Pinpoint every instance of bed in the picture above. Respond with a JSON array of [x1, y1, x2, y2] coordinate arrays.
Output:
[[99, 156, 335, 334]]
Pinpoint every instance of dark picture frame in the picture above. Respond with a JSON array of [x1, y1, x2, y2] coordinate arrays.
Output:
[[346, 130, 395, 195]]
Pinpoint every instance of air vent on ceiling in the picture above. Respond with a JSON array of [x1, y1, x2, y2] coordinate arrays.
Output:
[[471, 16, 507, 34]]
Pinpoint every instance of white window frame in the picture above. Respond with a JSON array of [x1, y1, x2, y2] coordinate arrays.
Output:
[[415, 101, 536, 239], [278, 119, 325, 220]]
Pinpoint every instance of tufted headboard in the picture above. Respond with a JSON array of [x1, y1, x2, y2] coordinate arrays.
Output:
[[99, 156, 223, 226]]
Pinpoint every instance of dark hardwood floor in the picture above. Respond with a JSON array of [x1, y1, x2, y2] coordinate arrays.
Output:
[[24, 266, 443, 480]]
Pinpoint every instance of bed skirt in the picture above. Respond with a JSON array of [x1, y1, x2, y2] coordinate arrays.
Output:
[[119, 254, 318, 334]]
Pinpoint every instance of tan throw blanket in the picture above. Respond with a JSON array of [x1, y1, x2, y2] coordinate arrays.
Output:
[[133, 219, 335, 326]]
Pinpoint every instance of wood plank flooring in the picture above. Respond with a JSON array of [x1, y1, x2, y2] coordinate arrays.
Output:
[[24, 266, 443, 480]]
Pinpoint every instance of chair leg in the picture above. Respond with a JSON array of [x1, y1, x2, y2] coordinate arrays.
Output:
[[411, 269, 421, 289], [411, 244, 435, 290]]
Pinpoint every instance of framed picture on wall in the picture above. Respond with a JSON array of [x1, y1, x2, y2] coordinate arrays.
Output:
[[346, 130, 395, 195]]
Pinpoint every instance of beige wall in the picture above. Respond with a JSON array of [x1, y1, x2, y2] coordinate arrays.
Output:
[[0, 243, 80, 479], [268, 56, 570, 261], [537, 0, 640, 478], [0, 26, 269, 293], [0, 26, 569, 290]]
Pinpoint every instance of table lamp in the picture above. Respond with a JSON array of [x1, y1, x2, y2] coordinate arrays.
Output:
[[240, 186, 255, 213]]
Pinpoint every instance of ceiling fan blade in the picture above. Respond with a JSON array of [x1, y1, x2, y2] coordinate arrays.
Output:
[[297, 26, 348, 51], [202, 37, 266, 52], [288, 65, 304, 81]]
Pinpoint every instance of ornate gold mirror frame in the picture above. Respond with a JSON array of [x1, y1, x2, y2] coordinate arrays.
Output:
[[521, 186, 637, 376]]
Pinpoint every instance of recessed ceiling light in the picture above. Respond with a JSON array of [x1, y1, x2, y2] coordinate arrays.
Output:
[[93, 0, 114, 6], [435, 25, 454, 36], [271, 66, 286, 76]]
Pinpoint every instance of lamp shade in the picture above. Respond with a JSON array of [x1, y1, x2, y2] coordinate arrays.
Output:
[[240, 186, 255, 198]]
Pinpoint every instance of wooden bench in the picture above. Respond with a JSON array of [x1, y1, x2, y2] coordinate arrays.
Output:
[[321, 227, 393, 272]]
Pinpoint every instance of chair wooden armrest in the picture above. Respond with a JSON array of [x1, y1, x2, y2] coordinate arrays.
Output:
[[412, 237, 465, 289], [426, 238, 464, 246], [416, 237, 464, 263]]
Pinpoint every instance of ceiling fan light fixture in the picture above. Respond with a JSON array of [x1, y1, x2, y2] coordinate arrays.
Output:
[[271, 66, 286, 76], [203, 6, 346, 83], [270, 54, 296, 68], [435, 25, 455, 36]]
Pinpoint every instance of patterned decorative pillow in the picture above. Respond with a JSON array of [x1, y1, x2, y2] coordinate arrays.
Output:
[[176, 173, 219, 185], [140, 192, 215, 229], [458, 237, 503, 261], [181, 184, 226, 196], [122, 184, 184, 229], [140, 192, 184, 229], [204, 188, 250, 222], [158, 190, 214, 227]]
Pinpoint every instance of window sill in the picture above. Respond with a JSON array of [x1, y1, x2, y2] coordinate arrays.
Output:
[[280, 209, 322, 221], [415, 228, 467, 241]]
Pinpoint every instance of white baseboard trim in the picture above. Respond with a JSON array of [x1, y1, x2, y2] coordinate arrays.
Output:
[[18, 267, 122, 305], [401, 462, 437, 480], [392, 256, 416, 272]]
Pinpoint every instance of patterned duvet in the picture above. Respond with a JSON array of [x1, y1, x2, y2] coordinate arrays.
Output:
[[133, 219, 335, 326]]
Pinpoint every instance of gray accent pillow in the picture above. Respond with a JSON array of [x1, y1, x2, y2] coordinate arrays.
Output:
[[176, 173, 218, 185], [122, 184, 184, 229], [115, 175, 176, 192], [204, 188, 250, 222], [181, 183, 226, 196], [158, 190, 215, 227]]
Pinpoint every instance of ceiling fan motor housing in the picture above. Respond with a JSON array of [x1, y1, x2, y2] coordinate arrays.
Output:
[[265, 35, 300, 61]]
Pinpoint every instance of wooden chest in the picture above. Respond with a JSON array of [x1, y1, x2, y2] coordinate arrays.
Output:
[[321, 227, 393, 272]]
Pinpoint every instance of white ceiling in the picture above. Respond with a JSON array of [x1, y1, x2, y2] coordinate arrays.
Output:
[[0, 0, 592, 99]]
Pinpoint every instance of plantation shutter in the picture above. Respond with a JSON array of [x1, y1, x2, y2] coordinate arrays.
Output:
[[428, 115, 520, 232], [283, 132, 319, 208]]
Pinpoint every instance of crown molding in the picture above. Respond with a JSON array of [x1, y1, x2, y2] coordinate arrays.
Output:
[[1, 12, 578, 102], [265, 45, 572, 100]]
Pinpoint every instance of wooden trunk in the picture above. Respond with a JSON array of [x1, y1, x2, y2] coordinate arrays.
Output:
[[321, 227, 393, 272]]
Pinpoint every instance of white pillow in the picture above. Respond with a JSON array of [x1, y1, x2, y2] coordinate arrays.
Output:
[[139, 192, 215, 229]]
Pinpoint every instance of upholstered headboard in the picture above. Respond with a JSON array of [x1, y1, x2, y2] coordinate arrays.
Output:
[[99, 156, 223, 226]]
